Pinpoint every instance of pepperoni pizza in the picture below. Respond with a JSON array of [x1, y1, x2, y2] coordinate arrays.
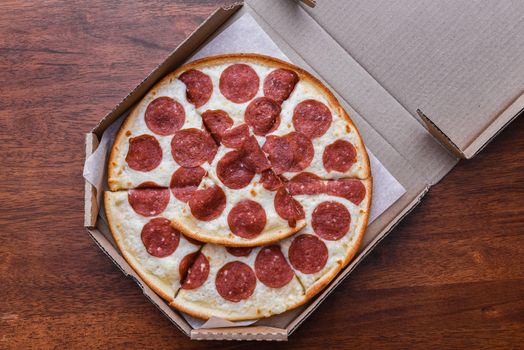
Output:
[[105, 54, 372, 320]]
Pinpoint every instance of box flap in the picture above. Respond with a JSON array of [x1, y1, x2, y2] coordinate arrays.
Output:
[[302, 0, 524, 157]]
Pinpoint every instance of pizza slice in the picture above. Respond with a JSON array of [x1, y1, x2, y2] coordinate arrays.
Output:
[[170, 169, 306, 247], [171, 243, 306, 321], [259, 77, 370, 180], [278, 173, 372, 296], [104, 188, 202, 300]]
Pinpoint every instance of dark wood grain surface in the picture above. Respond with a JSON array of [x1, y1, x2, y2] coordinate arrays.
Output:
[[1, 1, 523, 348]]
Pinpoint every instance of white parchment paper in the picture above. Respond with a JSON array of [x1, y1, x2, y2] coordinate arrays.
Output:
[[82, 12, 406, 330]]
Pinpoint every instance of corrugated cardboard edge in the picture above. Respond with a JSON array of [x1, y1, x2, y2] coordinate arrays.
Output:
[[287, 185, 430, 335], [84, 133, 99, 228], [191, 326, 288, 341], [417, 91, 524, 159], [416, 110, 465, 159], [463, 92, 524, 159], [298, 0, 316, 7]]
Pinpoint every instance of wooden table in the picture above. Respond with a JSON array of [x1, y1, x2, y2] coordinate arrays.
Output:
[[1, 1, 522, 348]]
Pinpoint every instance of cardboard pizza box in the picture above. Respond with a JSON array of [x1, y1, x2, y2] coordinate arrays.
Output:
[[83, 0, 524, 341]]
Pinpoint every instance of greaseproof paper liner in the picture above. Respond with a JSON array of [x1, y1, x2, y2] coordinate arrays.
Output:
[[83, 12, 406, 330]]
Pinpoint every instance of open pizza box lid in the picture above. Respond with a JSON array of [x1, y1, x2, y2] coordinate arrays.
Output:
[[83, 0, 524, 341]]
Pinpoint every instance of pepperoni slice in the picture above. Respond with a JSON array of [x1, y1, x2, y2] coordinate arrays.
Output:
[[293, 100, 332, 139], [323, 139, 357, 173], [126, 135, 162, 171], [263, 69, 299, 103], [215, 261, 256, 302], [260, 169, 283, 191], [326, 179, 366, 205], [181, 252, 210, 290], [226, 247, 253, 257], [227, 200, 267, 239], [244, 97, 281, 136], [262, 132, 314, 174], [188, 185, 226, 221], [179, 252, 198, 281], [128, 188, 170, 216], [239, 136, 271, 173], [201, 109, 233, 142], [145, 97, 185, 136], [255, 246, 294, 288], [171, 128, 217, 167], [221, 124, 250, 149], [216, 150, 255, 189], [274, 187, 305, 227], [288, 234, 328, 274], [219, 64, 259, 103], [286, 172, 324, 195], [141, 218, 180, 258], [179, 69, 213, 108], [170, 166, 206, 202], [312, 201, 351, 240]]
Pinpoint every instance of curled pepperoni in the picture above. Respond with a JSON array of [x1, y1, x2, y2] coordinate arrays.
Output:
[[312, 201, 351, 240], [245, 97, 281, 136], [326, 179, 366, 205], [263, 69, 299, 103], [170, 166, 206, 202], [274, 187, 305, 227], [293, 99, 332, 139], [260, 169, 283, 191], [188, 185, 226, 221], [215, 261, 256, 302], [255, 246, 294, 288], [137, 181, 162, 188], [201, 109, 233, 142], [179, 69, 213, 108], [219, 64, 259, 104], [323, 139, 357, 173], [126, 135, 162, 171], [221, 124, 250, 149], [216, 150, 255, 189], [141, 218, 180, 258], [239, 136, 271, 173], [181, 252, 210, 290], [288, 234, 328, 274], [128, 188, 170, 216], [171, 128, 217, 167], [179, 252, 198, 281], [262, 132, 314, 174], [145, 97, 185, 136], [286, 172, 324, 195], [227, 200, 267, 239], [226, 247, 253, 257]]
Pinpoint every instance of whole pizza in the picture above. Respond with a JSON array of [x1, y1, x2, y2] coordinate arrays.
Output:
[[104, 54, 372, 320]]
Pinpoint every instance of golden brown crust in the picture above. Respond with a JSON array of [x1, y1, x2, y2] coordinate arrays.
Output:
[[104, 191, 175, 302], [170, 218, 307, 248]]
